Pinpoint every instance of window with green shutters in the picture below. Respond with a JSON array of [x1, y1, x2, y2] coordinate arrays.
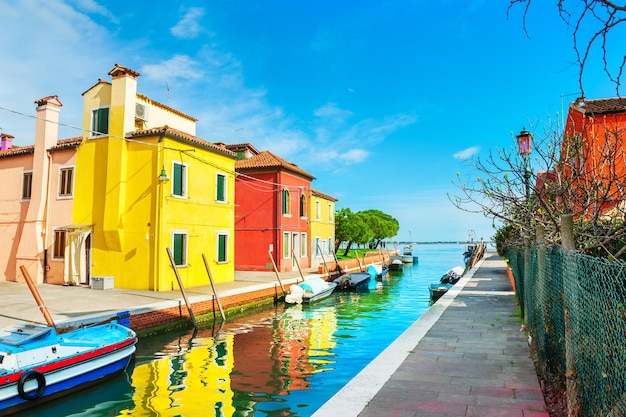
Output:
[[172, 162, 187, 197], [216, 173, 226, 202], [91, 107, 109, 136], [217, 233, 228, 263], [172, 232, 187, 266], [282, 189, 290, 215], [283, 232, 290, 258], [301, 233, 307, 257]]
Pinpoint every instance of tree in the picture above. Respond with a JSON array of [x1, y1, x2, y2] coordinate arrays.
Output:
[[450, 117, 626, 259], [359, 209, 400, 249], [334, 208, 399, 255], [508, 0, 626, 95]]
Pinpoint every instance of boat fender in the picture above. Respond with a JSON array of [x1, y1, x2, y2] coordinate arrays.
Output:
[[17, 370, 46, 400]]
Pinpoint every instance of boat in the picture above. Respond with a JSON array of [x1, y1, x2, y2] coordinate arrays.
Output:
[[285, 277, 338, 304], [428, 266, 465, 301], [332, 272, 371, 291], [366, 264, 389, 281], [401, 245, 414, 263], [0, 321, 137, 416], [388, 256, 403, 271]]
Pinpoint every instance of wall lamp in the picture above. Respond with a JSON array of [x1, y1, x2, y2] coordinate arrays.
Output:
[[158, 166, 169, 183]]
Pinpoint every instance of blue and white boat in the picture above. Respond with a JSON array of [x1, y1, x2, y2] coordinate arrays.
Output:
[[333, 271, 371, 291], [285, 277, 338, 304], [0, 321, 137, 416]]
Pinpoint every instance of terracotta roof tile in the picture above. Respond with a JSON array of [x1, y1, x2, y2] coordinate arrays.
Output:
[[235, 151, 315, 179], [129, 126, 236, 157], [50, 137, 82, 151], [0, 144, 33, 158], [573, 97, 626, 115], [311, 188, 337, 202], [0, 136, 83, 159]]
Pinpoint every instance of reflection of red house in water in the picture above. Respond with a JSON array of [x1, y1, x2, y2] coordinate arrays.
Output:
[[230, 311, 312, 395], [561, 97, 626, 216], [232, 145, 314, 272]]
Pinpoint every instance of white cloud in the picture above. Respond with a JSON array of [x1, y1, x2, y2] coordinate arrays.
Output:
[[453, 146, 480, 160], [170, 7, 205, 39], [141, 55, 204, 82]]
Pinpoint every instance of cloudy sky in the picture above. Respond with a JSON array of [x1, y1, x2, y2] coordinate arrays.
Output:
[[0, 0, 620, 243]]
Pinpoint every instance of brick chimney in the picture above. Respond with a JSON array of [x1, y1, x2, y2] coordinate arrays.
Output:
[[0, 133, 14, 150]]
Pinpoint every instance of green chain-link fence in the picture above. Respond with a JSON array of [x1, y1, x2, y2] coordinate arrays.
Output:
[[508, 245, 626, 416]]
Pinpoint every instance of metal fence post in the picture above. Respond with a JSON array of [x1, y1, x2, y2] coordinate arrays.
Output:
[[561, 213, 581, 416]]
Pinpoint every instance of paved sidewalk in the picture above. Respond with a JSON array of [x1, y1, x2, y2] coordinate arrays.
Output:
[[313, 252, 548, 417]]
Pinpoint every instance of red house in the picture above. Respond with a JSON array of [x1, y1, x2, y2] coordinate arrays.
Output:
[[232, 145, 314, 272], [562, 97, 626, 217]]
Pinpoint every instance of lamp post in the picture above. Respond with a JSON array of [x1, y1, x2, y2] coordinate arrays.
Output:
[[516, 128, 533, 233]]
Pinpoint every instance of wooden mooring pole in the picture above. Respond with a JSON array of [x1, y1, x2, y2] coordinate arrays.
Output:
[[166, 248, 198, 329], [202, 254, 226, 322]]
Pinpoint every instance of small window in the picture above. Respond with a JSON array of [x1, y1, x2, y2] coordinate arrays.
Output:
[[315, 201, 321, 220], [282, 189, 291, 215], [22, 171, 33, 200], [53, 229, 67, 259], [58, 167, 74, 198], [217, 232, 228, 263], [328, 203, 333, 221], [172, 231, 188, 266], [172, 162, 187, 198], [301, 233, 307, 257], [283, 232, 290, 258], [216, 173, 227, 203], [300, 195, 306, 217], [91, 107, 109, 136], [328, 238, 333, 255], [315, 237, 320, 257]]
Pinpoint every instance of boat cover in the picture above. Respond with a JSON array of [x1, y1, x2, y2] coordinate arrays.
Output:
[[299, 277, 328, 293]]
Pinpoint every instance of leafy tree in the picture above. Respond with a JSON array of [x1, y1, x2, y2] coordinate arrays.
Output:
[[334, 208, 399, 255], [359, 209, 400, 249]]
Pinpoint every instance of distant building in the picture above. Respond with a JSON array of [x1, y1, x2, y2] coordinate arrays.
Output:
[[233, 146, 314, 272], [0, 96, 81, 285], [72, 64, 237, 290]]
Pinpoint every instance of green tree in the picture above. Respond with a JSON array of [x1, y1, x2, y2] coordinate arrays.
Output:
[[359, 209, 400, 248]]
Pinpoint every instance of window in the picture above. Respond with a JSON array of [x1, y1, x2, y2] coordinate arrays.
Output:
[[282, 189, 291, 215], [172, 161, 187, 198], [53, 229, 67, 259], [301, 233, 307, 257], [283, 232, 290, 258], [216, 173, 227, 203], [315, 237, 320, 257], [328, 238, 333, 255], [315, 201, 321, 220], [217, 232, 228, 263], [58, 166, 74, 198], [22, 171, 33, 200], [328, 204, 333, 221], [300, 195, 306, 217], [172, 231, 188, 266], [91, 107, 109, 136]]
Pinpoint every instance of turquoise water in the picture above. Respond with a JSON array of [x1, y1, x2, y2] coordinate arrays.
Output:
[[22, 243, 466, 417]]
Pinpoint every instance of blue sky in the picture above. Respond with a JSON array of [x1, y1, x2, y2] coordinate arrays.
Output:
[[0, 1, 618, 243]]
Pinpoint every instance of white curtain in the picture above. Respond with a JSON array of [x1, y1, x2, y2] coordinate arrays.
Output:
[[63, 230, 90, 285]]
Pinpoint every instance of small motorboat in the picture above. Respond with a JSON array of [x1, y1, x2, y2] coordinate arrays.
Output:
[[428, 266, 465, 301], [285, 277, 338, 304], [366, 264, 389, 281], [401, 245, 414, 263], [333, 272, 371, 291], [388, 256, 403, 271], [0, 321, 137, 416]]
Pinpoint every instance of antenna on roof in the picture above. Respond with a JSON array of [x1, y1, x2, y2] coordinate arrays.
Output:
[[166, 81, 170, 105]]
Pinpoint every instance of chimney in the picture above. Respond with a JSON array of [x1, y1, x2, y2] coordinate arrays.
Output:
[[0, 133, 14, 151]]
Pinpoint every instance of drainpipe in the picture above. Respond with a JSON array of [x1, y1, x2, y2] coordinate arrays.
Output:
[[42, 150, 53, 283], [155, 133, 165, 291]]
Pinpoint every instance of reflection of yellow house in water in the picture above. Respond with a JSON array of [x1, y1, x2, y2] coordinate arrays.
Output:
[[123, 334, 235, 416]]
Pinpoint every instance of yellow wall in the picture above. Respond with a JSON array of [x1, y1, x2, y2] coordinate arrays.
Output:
[[74, 69, 235, 290], [309, 193, 335, 266]]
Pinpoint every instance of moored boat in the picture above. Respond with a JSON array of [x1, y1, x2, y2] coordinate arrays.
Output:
[[428, 283, 453, 300], [401, 245, 414, 263], [285, 277, 338, 304], [428, 266, 465, 301], [388, 256, 403, 271], [0, 321, 137, 416], [333, 272, 371, 291]]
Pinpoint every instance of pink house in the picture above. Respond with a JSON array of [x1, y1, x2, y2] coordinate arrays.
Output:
[[232, 145, 314, 272], [0, 96, 81, 285]]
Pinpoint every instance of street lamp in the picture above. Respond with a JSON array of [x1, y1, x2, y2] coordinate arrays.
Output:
[[516, 128, 533, 233]]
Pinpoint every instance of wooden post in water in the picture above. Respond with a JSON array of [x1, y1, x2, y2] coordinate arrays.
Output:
[[19, 265, 56, 330], [202, 254, 226, 322], [268, 250, 286, 295], [354, 250, 364, 272], [291, 249, 305, 282], [317, 241, 330, 278], [166, 247, 198, 329]]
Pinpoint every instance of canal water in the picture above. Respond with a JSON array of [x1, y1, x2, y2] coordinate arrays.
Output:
[[22, 243, 466, 417]]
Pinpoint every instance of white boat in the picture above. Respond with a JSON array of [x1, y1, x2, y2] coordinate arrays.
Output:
[[285, 277, 338, 304], [388, 256, 403, 271], [401, 245, 414, 263], [0, 321, 137, 416]]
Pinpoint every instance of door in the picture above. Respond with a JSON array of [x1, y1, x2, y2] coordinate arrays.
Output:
[[64, 229, 92, 286]]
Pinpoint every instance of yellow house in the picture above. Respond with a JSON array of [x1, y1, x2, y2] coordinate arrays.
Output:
[[72, 64, 236, 290], [309, 189, 337, 270]]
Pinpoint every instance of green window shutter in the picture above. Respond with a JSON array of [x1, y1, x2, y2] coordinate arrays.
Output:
[[173, 163, 185, 196], [283, 232, 289, 258], [173, 234, 184, 265], [216, 174, 225, 201], [92, 108, 109, 135], [217, 234, 227, 262]]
